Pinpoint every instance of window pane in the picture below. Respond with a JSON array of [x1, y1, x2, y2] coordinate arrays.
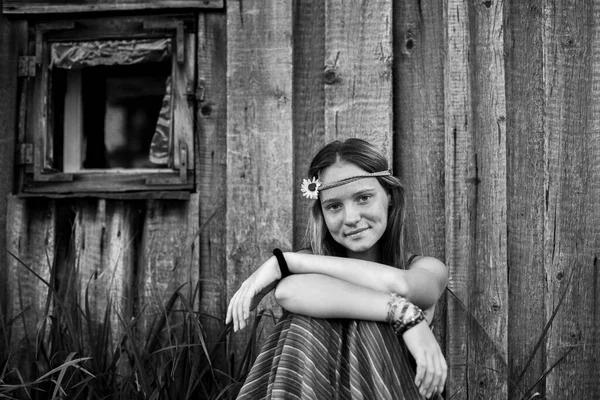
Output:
[[51, 40, 173, 171]]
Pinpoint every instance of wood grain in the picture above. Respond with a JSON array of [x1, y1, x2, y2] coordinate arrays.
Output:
[[444, 1, 508, 398], [324, 0, 393, 159], [543, 0, 600, 397], [70, 200, 138, 350], [393, 0, 447, 358], [196, 11, 227, 345], [3, 0, 223, 14], [226, 0, 294, 366], [292, 0, 326, 248], [505, 0, 547, 397], [0, 14, 19, 320], [137, 199, 200, 337], [6, 196, 56, 378]]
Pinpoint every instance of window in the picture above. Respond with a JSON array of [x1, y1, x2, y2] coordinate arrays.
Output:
[[17, 15, 197, 196]]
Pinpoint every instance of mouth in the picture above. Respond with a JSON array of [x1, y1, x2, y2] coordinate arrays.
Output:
[[345, 227, 368, 237]]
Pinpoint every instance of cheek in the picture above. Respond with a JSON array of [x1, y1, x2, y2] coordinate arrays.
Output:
[[323, 213, 341, 233]]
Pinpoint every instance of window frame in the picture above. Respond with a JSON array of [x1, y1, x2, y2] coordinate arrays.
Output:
[[17, 14, 197, 197]]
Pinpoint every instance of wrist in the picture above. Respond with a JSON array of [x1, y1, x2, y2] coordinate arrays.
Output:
[[272, 248, 291, 279], [386, 292, 425, 336], [270, 256, 283, 280]]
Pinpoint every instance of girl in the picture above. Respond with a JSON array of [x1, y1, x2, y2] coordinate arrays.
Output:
[[227, 138, 448, 399]]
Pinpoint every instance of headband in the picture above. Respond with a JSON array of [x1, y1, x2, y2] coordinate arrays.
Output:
[[300, 170, 391, 200]]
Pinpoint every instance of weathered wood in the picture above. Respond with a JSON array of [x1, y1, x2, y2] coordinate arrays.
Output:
[[137, 199, 200, 337], [445, 1, 508, 398], [0, 14, 20, 323], [6, 196, 56, 376], [172, 31, 196, 172], [444, 2, 474, 396], [292, 0, 325, 248], [543, 1, 600, 398], [226, 0, 294, 367], [324, 0, 393, 160], [21, 171, 195, 194], [69, 200, 138, 351], [393, 0, 447, 357], [505, 0, 547, 398], [3, 0, 223, 14], [469, 2, 508, 398], [196, 11, 227, 341], [394, 0, 445, 260]]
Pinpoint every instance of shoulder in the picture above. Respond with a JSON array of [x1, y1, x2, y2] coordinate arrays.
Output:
[[296, 248, 313, 255], [408, 255, 447, 276]]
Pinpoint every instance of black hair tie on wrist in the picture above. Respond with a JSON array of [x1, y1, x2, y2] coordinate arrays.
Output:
[[273, 248, 291, 279]]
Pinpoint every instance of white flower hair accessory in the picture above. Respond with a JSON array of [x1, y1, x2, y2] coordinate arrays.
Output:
[[301, 177, 322, 200]]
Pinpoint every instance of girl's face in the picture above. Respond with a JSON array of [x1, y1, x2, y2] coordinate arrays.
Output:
[[319, 161, 391, 261]]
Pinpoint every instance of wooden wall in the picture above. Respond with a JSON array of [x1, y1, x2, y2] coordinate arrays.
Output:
[[1, 0, 600, 398]]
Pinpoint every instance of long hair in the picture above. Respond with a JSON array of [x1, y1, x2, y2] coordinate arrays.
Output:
[[306, 138, 409, 269]]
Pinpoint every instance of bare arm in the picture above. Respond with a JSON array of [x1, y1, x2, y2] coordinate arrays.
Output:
[[281, 252, 448, 310], [225, 251, 447, 330], [274, 273, 446, 399], [225, 255, 447, 398]]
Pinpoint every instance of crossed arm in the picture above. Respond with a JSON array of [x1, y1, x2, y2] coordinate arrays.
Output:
[[225, 251, 448, 398]]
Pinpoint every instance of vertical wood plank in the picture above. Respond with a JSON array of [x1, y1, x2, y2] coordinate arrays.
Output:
[[444, 2, 474, 396], [543, 0, 600, 397], [505, 0, 547, 398], [137, 199, 200, 336], [173, 32, 196, 170], [393, 0, 447, 360], [197, 12, 227, 336], [324, 0, 393, 159], [70, 200, 137, 349], [226, 0, 294, 365], [6, 197, 56, 374], [0, 14, 19, 322], [394, 0, 446, 259], [445, 1, 508, 398], [470, 2, 508, 397], [292, 0, 325, 248]]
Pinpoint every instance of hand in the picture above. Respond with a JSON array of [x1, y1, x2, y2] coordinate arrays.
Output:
[[225, 256, 281, 332], [402, 320, 447, 398]]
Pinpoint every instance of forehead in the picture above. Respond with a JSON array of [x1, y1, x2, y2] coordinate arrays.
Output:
[[319, 161, 384, 201], [320, 161, 366, 183]]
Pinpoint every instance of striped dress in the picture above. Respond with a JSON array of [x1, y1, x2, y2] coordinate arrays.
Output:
[[237, 312, 435, 400]]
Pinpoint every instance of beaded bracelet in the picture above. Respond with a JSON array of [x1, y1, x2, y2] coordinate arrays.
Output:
[[272, 248, 291, 279], [386, 292, 425, 335]]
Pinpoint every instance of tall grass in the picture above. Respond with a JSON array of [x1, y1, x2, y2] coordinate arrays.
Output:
[[2, 248, 586, 400], [1, 251, 270, 400]]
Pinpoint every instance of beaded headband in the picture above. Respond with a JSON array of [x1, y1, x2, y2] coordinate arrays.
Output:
[[300, 171, 391, 200]]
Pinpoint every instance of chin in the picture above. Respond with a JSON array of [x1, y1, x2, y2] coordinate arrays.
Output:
[[341, 240, 378, 254]]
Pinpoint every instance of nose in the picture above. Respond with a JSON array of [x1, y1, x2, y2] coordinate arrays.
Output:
[[343, 205, 361, 225]]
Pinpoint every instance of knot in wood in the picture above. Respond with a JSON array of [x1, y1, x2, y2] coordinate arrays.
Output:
[[482, 0, 492, 8], [324, 66, 341, 85]]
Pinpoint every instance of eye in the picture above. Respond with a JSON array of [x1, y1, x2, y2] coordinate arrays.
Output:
[[326, 203, 342, 212], [357, 195, 371, 203]]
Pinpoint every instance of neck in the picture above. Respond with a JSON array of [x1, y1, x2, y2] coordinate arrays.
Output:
[[346, 242, 381, 263]]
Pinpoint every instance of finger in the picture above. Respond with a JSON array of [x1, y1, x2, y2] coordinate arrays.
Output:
[[236, 289, 250, 331], [438, 353, 448, 394], [226, 289, 239, 325], [420, 351, 435, 398], [225, 298, 232, 324], [426, 353, 443, 398], [241, 288, 254, 321], [232, 289, 244, 332], [414, 356, 424, 389]]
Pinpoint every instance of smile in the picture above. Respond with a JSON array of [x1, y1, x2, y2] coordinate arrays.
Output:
[[345, 227, 368, 237]]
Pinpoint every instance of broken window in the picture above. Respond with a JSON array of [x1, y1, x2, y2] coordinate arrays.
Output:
[[17, 16, 196, 196]]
